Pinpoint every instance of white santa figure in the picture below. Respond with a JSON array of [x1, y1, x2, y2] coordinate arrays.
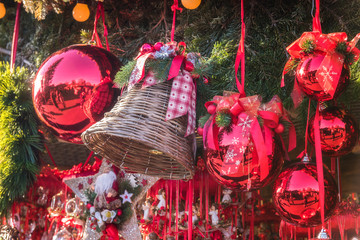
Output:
[[221, 189, 232, 204], [209, 204, 219, 226], [93, 164, 122, 210]]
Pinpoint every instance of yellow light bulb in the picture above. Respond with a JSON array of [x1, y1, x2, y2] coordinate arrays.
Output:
[[181, 0, 201, 10], [0, 3, 6, 19], [72, 3, 90, 22]]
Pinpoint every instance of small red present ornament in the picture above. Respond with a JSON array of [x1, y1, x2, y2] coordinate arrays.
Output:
[[282, 31, 360, 104]]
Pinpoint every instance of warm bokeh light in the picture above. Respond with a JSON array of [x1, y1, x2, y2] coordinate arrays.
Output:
[[72, 3, 90, 22], [181, 0, 201, 10], [0, 3, 6, 19]]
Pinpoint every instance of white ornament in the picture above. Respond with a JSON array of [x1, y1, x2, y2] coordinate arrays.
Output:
[[94, 211, 105, 228], [101, 209, 116, 223], [142, 200, 151, 221], [222, 189, 232, 203], [209, 206, 219, 226], [120, 190, 133, 204], [128, 174, 139, 188], [156, 190, 166, 210]]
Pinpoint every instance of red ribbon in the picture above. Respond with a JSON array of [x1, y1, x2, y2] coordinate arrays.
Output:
[[91, 2, 110, 51], [314, 103, 325, 228], [101, 224, 119, 240], [171, 0, 182, 42], [175, 180, 179, 240], [188, 180, 193, 240], [10, 2, 21, 73], [128, 42, 197, 136], [312, 0, 321, 33], [204, 94, 295, 181], [281, 31, 360, 106], [234, 0, 246, 97]]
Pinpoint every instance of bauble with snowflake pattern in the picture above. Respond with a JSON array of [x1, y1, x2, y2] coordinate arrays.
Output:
[[205, 119, 284, 191], [296, 52, 350, 101]]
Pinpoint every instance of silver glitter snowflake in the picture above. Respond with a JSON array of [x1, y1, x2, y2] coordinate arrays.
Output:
[[238, 116, 253, 131], [225, 149, 237, 163], [232, 137, 240, 145]]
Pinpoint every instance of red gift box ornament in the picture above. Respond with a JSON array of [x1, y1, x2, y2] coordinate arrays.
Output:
[[203, 93, 295, 191], [282, 31, 360, 104]]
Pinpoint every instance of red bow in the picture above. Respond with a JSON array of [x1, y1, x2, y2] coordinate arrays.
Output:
[[282, 32, 360, 104], [128, 42, 197, 136], [203, 93, 295, 182]]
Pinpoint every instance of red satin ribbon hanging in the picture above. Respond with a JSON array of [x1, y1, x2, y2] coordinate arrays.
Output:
[[312, 0, 321, 33], [171, 0, 182, 42], [314, 103, 325, 228], [91, 2, 110, 51], [234, 0, 246, 96], [10, 2, 21, 72]]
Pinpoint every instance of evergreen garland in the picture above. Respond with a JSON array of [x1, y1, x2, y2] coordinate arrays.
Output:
[[0, 62, 43, 215]]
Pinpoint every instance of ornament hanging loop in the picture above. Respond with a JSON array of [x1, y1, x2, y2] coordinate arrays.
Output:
[[91, 1, 110, 51]]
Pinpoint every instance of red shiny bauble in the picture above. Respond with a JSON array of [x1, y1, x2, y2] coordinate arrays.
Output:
[[309, 106, 359, 157], [272, 160, 338, 227], [33, 45, 121, 144], [296, 53, 349, 101], [205, 125, 284, 191]]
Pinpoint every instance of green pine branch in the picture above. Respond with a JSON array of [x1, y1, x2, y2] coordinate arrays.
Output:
[[0, 62, 43, 215]]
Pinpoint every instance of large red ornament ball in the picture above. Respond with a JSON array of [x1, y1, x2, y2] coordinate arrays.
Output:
[[296, 53, 349, 101], [33, 45, 121, 144], [272, 160, 338, 227], [205, 124, 284, 191], [309, 106, 359, 157]]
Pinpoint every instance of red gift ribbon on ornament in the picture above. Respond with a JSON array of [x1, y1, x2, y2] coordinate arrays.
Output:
[[127, 42, 197, 136], [281, 31, 360, 105], [204, 94, 295, 181]]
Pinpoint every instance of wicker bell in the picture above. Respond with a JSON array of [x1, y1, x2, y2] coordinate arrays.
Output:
[[82, 44, 197, 179]]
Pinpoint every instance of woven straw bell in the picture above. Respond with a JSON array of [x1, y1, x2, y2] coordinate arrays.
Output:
[[82, 43, 197, 180]]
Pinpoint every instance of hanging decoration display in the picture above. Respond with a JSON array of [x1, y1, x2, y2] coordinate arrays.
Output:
[[72, 2, 90, 22], [308, 106, 359, 157], [8, 165, 65, 240], [81, 41, 202, 180], [200, 0, 295, 192], [272, 156, 338, 228], [279, 0, 356, 237], [32, 44, 121, 144], [136, 159, 282, 240], [64, 159, 159, 239], [202, 94, 290, 191]]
